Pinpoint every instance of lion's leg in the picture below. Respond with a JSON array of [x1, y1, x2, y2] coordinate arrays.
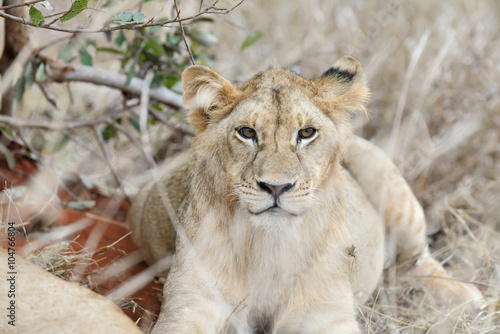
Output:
[[343, 136, 482, 307]]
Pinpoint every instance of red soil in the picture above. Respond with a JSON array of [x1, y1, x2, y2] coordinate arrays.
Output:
[[0, 153, 162, 330]]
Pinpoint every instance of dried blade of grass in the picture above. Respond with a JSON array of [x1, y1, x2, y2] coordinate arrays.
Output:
[[387, 29, 430, 158], [447, 205, 492, 268], [357, 303, 429, 330], [2, 187, 29, 239]]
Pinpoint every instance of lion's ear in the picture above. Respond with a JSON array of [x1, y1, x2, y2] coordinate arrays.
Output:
[[182, 65, 240, 132], [314, 56, 370, 117]]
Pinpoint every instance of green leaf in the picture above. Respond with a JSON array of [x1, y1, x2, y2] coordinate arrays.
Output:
[[0, 126, 14, 137], [164, 75, 180, 89], [78, 174, 94, 190], [151, 103, 163, 111], [58, 43, 73, 62], [96, 47, 122, 54], [170, 81, 183, 95], [13, 75, 25, 101], [111, 11, 146, 25], [145, 37, 164, 57], [55, 135, 71, 152], [35, 62, 47, 82], [133, 12, 147, 22], [29, 6, 45, 27], [0, 142, 15, 170], [128, 117, 141, 132], [191, 18, 214, 24], [125, 64, 135, 86], [60, 0, 87, 22], [149, 75, 162, 89], [67, 200, 96, 210], [166, 33, 181, 47], [23, 63, 35, 90], [240, 30, 263, 50], [149, 25, 162, 34], [116, 31, 125, 47], [102, 0, 116, 8], [101, 124, 116, 141], [116, 11, 133, 22], [78, 45, 93, 66]]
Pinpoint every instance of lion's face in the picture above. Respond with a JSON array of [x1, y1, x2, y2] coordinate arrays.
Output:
[[221, 86, 344, 216], [182, 56, 369, 218]]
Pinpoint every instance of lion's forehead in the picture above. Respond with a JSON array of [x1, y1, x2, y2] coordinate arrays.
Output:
[[234, 88, 325, 130]]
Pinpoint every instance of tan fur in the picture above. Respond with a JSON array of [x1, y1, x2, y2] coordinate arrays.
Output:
[[128, 56, 481, 333]]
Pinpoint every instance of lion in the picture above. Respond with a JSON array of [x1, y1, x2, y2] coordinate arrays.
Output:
[[128, 56, 482, 333]]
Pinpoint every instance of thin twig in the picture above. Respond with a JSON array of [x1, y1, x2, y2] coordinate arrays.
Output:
[[175, 0, 195, 65], [148, 107, 194, 136], [149, 0, 172, 24], [140, 70, 155, 149], [0, 0, 44, 10], [80, 0, 102, 28], [91, 126, 127, 197], [357, 304, 429, 330], [111, 121, 157, 168], [36, 82, 59, 108], [0, 108, 126, 130]]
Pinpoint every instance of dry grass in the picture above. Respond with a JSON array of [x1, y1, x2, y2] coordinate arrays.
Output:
[[3, 0, 499, 333]]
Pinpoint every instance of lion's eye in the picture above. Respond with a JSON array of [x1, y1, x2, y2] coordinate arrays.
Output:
[[298, 128, 317, 140], [237, 127, 257, 140]]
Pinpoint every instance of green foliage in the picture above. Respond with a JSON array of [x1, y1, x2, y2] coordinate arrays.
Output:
[[0, 142, 15, 169], [101, 124, 116, 141], [128, 118, 141, 132], [240, 30, 263, 50], [13, 62, 38, 101], [29, 6, 45, 27], [58, 43, 73, 62], [55, 135, 71, 152], [60, 0, 88, 22], [108, 21, 216, 94], [78, 45, 93, 66], [111, 12, 147, 25], [0, 126, 14, 137]]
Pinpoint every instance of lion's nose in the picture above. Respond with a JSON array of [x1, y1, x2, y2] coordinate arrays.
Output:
[[257, 181, 295, 200]]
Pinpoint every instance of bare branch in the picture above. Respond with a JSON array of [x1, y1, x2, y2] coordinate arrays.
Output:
[[175, 0, 195, 66], [91, 126, 128, 198], [44, 58, 184, 109], [112, 121, 157, 168], [0, 103, 135, 130], [148, 107, 194, 136], [0, 0, 44, 11]]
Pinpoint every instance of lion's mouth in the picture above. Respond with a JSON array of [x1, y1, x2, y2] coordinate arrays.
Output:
[[254, 204, 298, 216]]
